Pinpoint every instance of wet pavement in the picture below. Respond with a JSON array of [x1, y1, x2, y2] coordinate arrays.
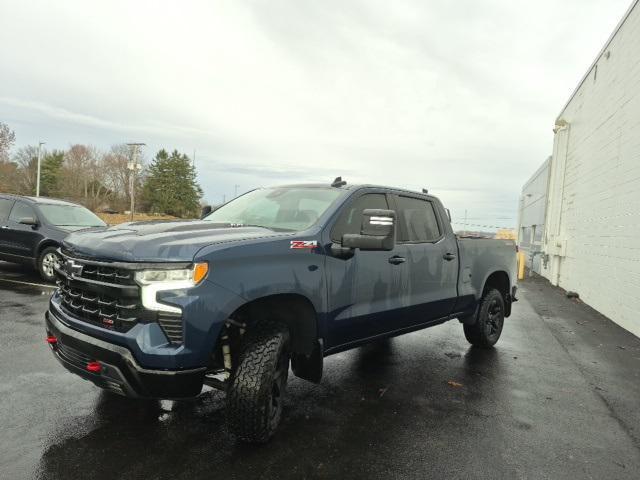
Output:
[[1, 261, 639, 479]]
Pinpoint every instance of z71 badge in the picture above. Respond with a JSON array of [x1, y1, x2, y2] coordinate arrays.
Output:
[[290, 240, 318, 249]]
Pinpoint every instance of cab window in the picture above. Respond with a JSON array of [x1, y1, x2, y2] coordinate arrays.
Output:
[[0, 198, 14, 222], [9, 201, 36, 223], [395, 196, 441, 243], [331, 193, 389, 242]]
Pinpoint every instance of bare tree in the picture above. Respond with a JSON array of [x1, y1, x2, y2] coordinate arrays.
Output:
[[0, 122, 16, 163], [85, 150, 113, 210], [63, 144, 100, 201], [102, 144, 146, 212], [0, 161, 19, 193], [12, 145, 40, 194]]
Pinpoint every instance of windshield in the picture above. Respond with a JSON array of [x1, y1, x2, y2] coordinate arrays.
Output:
[[203, 187, 343, 231], [39, 204, 106, 227]]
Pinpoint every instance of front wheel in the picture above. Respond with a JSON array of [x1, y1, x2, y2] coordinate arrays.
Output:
[[463, 288, 505, 348], [37, 246, 61, 282], [226, 321, 290, 443]]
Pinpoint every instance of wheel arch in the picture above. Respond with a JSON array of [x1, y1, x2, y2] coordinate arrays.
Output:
[[230, 293, 318, 356], [482, 270, 512, 317], [36, 239, 60, 258]]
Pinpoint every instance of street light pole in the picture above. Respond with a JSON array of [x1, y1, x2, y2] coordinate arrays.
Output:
[[36, 141, 45, 197], [126, 143, 145, 222]]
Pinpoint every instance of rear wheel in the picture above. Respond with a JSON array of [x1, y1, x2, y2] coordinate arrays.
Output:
[[37, 246, 61, 282], [226, 321, 290, 443], [463, 288, 505, 348]]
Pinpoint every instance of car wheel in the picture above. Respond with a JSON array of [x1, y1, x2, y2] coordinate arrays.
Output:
[[463, 288, 505, 348], [226, 320, 290, 443], [38, 246, 61, 282]]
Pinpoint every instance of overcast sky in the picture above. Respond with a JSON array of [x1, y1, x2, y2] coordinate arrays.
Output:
[[0, 0, 632, 229]]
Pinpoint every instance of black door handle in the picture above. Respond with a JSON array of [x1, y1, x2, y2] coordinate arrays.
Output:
[[388, 256, 406, 265], [443, 253, 456, 261]]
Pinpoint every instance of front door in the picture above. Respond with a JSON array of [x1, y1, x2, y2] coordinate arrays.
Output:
[[4, 201, 42, 259], [325, 191, 407, 347], [0, 198, 16, 258]]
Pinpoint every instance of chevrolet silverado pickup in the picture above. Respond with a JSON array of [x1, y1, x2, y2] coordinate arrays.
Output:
[[45, 178, 517, 442]]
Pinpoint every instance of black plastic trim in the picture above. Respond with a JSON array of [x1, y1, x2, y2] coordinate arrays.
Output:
[[46, 308, 205, 399]]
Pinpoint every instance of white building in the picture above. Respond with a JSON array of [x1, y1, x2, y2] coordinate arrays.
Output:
[[517, 158, 550, 275], [537, 0, 640, 337]]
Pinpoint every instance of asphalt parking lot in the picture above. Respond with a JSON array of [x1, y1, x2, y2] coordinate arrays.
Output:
[[1, 261, 640, 480]]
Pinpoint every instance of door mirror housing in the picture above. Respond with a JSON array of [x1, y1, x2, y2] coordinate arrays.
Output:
[[342, 209, 396, 251], [18, 216, 38, 226]]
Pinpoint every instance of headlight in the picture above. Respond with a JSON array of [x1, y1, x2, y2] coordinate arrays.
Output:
[[134, 262, 209, 313]]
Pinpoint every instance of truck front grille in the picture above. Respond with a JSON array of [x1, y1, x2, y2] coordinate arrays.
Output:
[[57, 282, 141, 333], [57, 340, 93, 368], [54, 252, 185, 344], [55, 254, 148, 334]]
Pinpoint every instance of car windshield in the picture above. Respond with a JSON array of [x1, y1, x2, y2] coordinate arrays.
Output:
[[203, 187, 343, 231], [38, 204, 106, 227]]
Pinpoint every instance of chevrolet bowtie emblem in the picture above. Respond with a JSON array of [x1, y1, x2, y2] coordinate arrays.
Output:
[[65, 259, 83, 277]]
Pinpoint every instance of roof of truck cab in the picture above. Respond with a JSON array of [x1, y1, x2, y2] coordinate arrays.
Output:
[[275, 183, 430, 197]]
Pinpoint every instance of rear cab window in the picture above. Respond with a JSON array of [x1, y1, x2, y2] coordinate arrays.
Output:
[[394, 195, 442, 243]]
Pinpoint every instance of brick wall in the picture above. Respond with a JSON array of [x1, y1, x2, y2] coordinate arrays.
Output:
[[542, 0, 640, 337]]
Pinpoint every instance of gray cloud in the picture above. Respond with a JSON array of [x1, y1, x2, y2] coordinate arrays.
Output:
[[0, 0, 631, 226]]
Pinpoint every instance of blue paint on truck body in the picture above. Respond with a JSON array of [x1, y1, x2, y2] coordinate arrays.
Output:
[[45, 183, 517, 398]]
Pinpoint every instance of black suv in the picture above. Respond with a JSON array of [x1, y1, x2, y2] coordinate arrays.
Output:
[[0, 195, 106, 281]]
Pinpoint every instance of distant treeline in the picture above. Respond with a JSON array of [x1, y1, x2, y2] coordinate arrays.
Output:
[[0, 122, 202, 218]]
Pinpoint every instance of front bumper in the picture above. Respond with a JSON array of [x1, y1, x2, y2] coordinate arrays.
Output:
[[45, 309, 206, 399]]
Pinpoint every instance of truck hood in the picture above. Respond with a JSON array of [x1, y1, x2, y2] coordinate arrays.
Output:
[[62, 220, 289, 262]]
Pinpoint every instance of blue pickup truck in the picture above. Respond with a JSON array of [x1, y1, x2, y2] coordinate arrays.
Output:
[[45, 179, 517, 442]]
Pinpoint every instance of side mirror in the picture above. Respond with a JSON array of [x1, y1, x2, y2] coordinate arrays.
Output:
[[200, 205, 213, 219], [342, 209, 396, 251], [18, 216, 38, 226]]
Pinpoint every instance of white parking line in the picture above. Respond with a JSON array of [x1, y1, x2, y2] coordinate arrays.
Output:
[[0, 278, 56, 289]]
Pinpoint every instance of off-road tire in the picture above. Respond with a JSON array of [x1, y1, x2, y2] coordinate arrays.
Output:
[[226, 321, 290, 443], [463, 288, 505, 348], [37, 246, 61, 283]]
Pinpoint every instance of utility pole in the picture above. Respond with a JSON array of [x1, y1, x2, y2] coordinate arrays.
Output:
[[36, 141, 45, 197], [234, 184, 239, 198], [126, 143, 145, 221]]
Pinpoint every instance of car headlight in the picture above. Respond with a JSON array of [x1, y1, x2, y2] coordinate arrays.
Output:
[[134, 262, 209, 313]]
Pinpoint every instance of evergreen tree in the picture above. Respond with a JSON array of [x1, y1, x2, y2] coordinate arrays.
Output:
[[142, 149, 202, 217], [40, 150, 65, 197]]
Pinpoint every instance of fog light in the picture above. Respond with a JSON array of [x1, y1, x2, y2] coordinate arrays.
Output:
[[46, 335, 58, 345], [86, 362, 102, 373]]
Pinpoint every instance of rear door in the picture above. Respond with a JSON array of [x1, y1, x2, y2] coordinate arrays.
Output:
[[5, 201, 42, 259], [0, 197, 16, 258], [325, 191, 407, 346], [391, 194, 459, 326]]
